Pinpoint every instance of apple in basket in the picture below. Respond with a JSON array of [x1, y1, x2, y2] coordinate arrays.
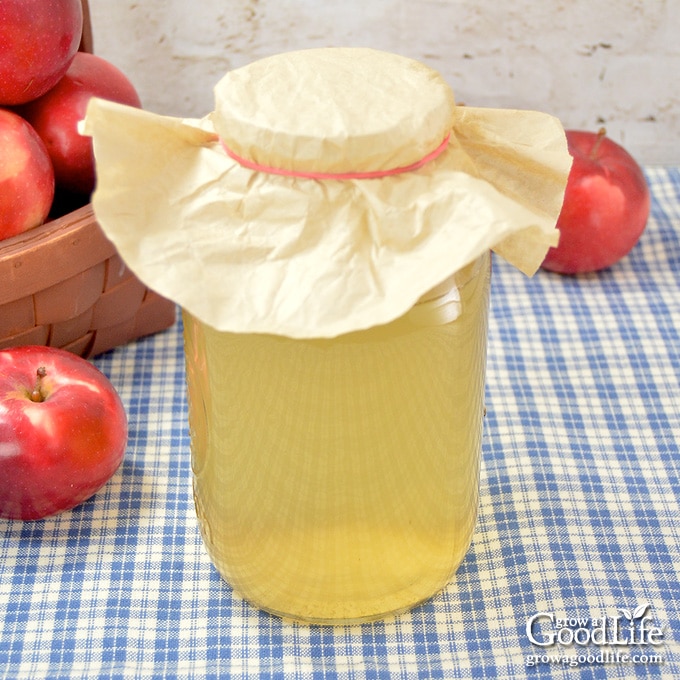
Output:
[[0, 108, 55, 240], [0, 0, 83, 105], [541, 128, 650, 274], [0, 346, 127, 521], [21, 52, 142, 195]]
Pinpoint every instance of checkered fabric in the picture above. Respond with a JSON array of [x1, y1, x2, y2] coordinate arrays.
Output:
[[1, 167, 679, 679]]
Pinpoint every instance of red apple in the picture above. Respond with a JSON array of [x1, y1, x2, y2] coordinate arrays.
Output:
[[21, 52, 142, 195], [541, 128, 650, 274], [0, 108, 55, 240], [0, 346, 127, 521], [0, 0, 83, 106]]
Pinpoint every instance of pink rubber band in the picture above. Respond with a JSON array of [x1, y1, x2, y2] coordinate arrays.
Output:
[[220, 133, 451, 180]]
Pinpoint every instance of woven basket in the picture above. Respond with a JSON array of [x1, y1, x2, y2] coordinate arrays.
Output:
[[0, 0, 176, 358]]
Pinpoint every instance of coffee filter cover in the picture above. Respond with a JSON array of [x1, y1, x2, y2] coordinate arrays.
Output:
[[82, 47, 571, 339]]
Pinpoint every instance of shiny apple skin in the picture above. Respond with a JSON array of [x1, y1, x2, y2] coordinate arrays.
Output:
[[21, 52, 142, 195], [0, 0, 83, 106], [0, 108, 55, 240], [541, 129, 650, 275], [0, 346, 128, 521]]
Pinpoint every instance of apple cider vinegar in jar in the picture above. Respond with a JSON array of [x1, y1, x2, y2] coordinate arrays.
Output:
[[184, 253, 490, 623], [84, 46, 571, 623]]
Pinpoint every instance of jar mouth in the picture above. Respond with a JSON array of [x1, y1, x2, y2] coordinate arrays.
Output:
[[211, 47, 456, 176], [217, 133, 452, 181]]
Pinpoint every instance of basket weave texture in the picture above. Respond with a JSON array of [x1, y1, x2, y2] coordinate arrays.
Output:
[[0, 205, 176, 358], [0, 0, 175, 358]]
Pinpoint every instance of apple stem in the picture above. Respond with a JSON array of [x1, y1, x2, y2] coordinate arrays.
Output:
[[29, 366, 48, 403], [589, 127, 607, 160]]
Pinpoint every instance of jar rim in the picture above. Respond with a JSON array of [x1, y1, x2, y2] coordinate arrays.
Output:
[[211, 47, 456, 176]]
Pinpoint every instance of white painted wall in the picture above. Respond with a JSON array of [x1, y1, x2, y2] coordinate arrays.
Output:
[[88, 0, 679, 165]]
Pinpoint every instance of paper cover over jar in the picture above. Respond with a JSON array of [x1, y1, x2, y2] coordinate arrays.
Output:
[[82, 47, 572, 339]]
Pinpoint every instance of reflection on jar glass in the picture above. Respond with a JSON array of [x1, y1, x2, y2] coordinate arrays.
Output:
[[183, 251, 491, 624]]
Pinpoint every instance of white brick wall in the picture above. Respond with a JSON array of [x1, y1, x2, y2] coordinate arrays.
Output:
[[89, 0, 679, 165]]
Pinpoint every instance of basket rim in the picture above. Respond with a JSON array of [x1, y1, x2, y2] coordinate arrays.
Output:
[[0, 204, 117, 306]]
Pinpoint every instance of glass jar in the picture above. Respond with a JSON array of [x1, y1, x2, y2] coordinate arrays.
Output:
[[83, 45, 570, 626], [183, 251, 491, 624]]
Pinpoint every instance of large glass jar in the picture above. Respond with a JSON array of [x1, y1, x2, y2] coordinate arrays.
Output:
[[183, 251, 490, 624], [83, 45, 570, 625]]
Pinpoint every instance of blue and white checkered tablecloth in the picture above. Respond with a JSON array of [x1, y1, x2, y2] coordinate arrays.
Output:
[[1, 167, 679, 679]]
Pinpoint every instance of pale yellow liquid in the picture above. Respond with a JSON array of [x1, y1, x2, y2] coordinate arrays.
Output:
[[183, 252, 490, 623]]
